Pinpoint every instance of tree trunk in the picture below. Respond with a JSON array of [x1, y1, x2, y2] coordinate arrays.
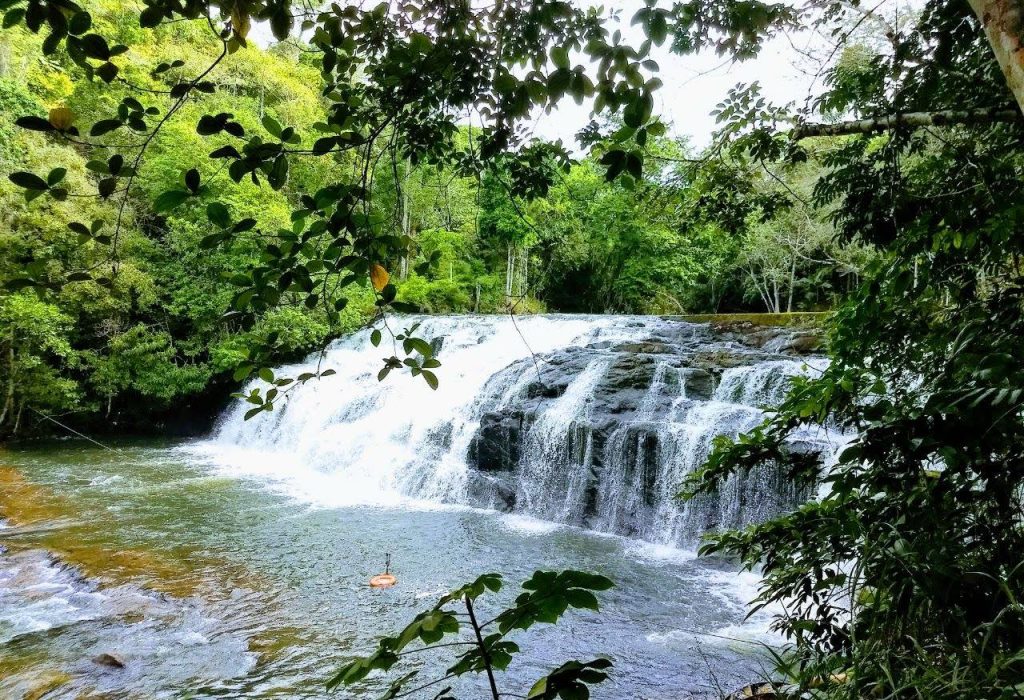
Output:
[[520, 248, 528, 297], [400, 159, 412, 280], [748, 269, 771, 312], [971, 0, 1024, 115], [793, 108, 1020, 138], [0, 346, 14, 428], [505, 245, 515, 301], [787, 257, 797, 312]]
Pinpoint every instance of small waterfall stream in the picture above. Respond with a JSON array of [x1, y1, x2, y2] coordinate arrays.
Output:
[[207, 315, 844, 547]]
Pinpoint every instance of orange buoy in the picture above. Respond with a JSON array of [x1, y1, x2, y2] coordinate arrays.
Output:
[[370, 553, 397, 588], [370, 573, 397, 588]]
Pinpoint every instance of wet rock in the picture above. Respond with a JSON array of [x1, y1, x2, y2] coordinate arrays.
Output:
[[685, 348, 779, 371], [680, 368, 716, 400], [610, 340, 672, 354], [464, 318, 831, 538], [602, 354, 658, 390], [781, 437, 829, 460], [93, 653, 125, 669], [23, 672, 72, 700], [525, 378, 568, 399], [470, 411, 525, 472], [467, 472, 516, 511], [725, 681, 777, 699], [787, 333, 823, 354]]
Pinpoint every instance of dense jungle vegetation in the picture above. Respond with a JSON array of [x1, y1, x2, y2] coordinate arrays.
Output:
[[2, 0, 1024, 698], [0, 0, 868, 435]]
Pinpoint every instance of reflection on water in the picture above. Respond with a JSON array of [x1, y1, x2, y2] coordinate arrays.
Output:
[[0, 441, 779, 699]]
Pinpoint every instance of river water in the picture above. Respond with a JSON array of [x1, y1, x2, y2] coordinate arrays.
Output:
[[0, 316, 838, 698]]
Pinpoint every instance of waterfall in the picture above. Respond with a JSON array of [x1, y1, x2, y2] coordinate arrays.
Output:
[[202, 315, 844, 546]]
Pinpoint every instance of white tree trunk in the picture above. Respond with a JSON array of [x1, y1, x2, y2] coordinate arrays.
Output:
[[399, 160, 412, 280], [505, 245, 515, 300], [971, 0, 1024, 115], [520, 248, 528, 297], [787, 257, 797, 313]]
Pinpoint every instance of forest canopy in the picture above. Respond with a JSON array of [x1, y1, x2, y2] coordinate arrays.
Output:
[[0, 0, 864, 433]]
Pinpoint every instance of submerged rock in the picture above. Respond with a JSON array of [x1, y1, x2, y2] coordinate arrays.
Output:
[[725, 681, 778, 699], [93, 653, 125, 669]]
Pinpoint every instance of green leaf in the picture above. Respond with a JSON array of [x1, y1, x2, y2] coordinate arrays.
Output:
[[206, 202, 231, 228], [268, 155, 288, 190], [3, 8, 25, 28], [79, 33, 110, 60], [90, 119, 123, 136], [153, 189, 190, 212], [15, 115, 54, 132], [184, 168, 200, 193], [269, 8, 291, 41], [200, 233, 226, 249], [96, 61, 119, 83], [422, 370, 439, 390], [8, 171, 48, 190], [98, 177, 117, 198], [140, 5, 163, 27], [550, 45, 570, 69], [261, 114, 283, 138], [47, 168, 67, 186], [68, 11, 91, 35]]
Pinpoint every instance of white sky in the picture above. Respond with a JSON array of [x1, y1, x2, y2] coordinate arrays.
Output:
[[252, 0, 828, 151], [529, 0, 824, 150]]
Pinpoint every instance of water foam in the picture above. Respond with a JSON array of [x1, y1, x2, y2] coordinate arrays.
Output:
[[194, 315, 842, 549]]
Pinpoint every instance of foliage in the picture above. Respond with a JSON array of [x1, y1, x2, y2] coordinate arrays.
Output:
[[328, 570, 614, 700], [0, 3, 373, 435], [9, 0, 1020, 696], [681, 1, 1024, 698], [0, 0, 867, 436]]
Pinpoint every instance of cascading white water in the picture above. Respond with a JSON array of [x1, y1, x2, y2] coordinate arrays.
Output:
[[206, 316, 640, 506], [202, 315, 845, 546]]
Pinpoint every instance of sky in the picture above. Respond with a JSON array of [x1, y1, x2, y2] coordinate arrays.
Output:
[[251, 0, 830, 151], [528, 0, 826, 150]]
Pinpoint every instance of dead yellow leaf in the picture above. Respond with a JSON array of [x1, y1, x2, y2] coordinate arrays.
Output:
[[370, 263, 390, 292], [48, 107, 74, 130], [230, 5, 251, 41]]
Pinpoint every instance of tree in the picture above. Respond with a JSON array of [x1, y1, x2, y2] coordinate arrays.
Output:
[[678, 1, 1024, 697], [4, 0, 1024, 696]]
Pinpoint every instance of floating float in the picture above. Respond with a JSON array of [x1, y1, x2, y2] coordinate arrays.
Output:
[[369, 553, 396, 588]]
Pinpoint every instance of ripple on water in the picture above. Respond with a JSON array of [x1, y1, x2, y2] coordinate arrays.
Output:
[[0, 548, 258, 698]]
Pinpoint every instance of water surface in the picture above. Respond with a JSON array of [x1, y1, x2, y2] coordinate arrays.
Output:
[[0, 440, 777, 699]]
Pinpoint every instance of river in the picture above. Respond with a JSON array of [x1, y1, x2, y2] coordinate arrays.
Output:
[[0, 315, 842, 698]]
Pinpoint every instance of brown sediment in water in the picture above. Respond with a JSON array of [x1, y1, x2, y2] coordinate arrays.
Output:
[[0, 645, 74, 699], [22, 671, 73, 700], [0, 465, 242, 598], [0, 465, 68, 526], [0, 460, 298, 695]]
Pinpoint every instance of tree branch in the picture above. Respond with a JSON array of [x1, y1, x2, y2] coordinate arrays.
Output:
[[792, 108, 1021, 139]]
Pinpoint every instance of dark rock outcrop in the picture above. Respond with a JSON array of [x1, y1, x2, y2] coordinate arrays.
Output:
[[462, 318, 832, 543]]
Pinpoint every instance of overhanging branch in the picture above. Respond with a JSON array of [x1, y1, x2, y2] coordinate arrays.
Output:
[[792, 108, 1021, 139]]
